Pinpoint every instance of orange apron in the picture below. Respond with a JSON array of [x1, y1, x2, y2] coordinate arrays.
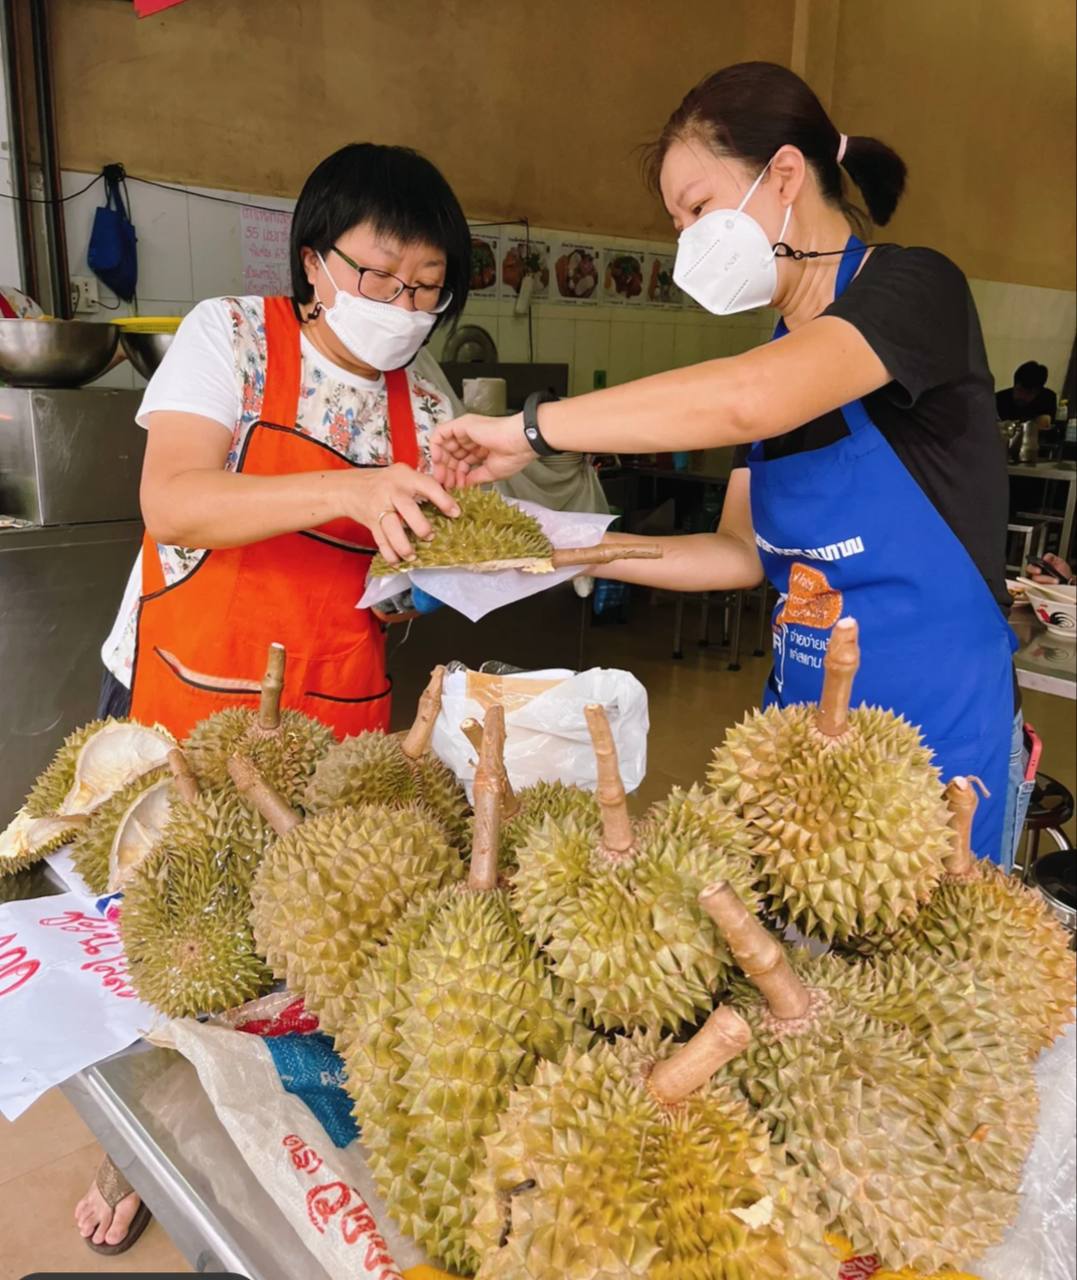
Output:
[[130, 296, 418, 741]]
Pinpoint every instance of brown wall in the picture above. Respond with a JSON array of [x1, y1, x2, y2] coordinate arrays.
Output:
[[51, 0, 793, 240]]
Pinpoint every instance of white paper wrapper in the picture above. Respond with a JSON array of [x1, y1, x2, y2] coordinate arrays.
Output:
[[358, 498, 615, 622]]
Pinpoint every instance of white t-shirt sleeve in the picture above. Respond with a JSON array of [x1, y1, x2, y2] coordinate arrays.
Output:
[[136, 297, 241, 431]]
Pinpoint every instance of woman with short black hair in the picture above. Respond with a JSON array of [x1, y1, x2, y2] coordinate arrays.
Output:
[[79, 142, 468, 1252]]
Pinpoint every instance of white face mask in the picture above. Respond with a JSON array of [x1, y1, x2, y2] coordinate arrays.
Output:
[[672, 157, 791, 315], [315, 252, 436, 371]]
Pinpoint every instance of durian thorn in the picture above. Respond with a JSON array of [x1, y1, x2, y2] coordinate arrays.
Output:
[[461, 715, 519, 818], [227, 753, 302, 836], [549, 543, 662, 569], [814, 617, 860, 739], [584, 703, 635, 859], [469, 704, 506, 892], [647, 1006, 751, 1105], [166, 748, 200, 805], [943, 776, 980, 876], [257, 642, 287, 731], [400, 665, 445, 761], [699, 881, 811, 1021]]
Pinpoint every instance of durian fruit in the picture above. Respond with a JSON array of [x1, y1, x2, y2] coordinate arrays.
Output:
[[241, 756, 464, 1035], [70, 764, 173, 895], [701, 880, 1025, 1272], [121, 753, 274, 1018], [339, 706, 584, 1275], [471, 1007, 835, 1280], [0, 808, 88, 878], [183, 643, 334, 806], [0, 866, 40, 904], [58, 720, 175, 816], [23, 719, 116, 817], [304, 666, 469, 850], [512, 704, 758, 1031], [884, 776, 1076, 1058], [708, 617, 952, 944], [368, 487, 551, 577]]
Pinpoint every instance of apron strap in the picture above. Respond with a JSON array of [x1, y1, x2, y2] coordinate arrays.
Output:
[[385, 366, 420, 468], [262, 296, 303, 427]]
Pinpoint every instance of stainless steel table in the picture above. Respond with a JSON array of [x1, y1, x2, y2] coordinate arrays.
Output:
[[1012, 612, 1077, 700], [1008, 460, 1077, 561]]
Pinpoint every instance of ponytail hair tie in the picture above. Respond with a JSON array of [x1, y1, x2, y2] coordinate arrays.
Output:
[[836, 133, 849, 164]]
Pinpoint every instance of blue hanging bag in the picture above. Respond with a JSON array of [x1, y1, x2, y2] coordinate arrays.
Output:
[[88, 164, 138, 302]]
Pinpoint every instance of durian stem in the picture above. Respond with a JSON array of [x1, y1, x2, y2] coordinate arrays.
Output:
[[943, 776, 980, 876], [227, 753, 302, 836], [166, 748, 200, 804], [400, 665, 446, 761], [550, 543, 662, 569], [469, 704, 506, 891], [699, 881, 811, 1020], [584, 703, 635, 859], [462, 716, 520, 818], [815, 618, 860, 739], [648, 1006, 751, 1105], [258, 643, 287, 731]]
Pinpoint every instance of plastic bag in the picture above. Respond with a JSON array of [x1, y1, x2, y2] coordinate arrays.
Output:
[[431, 665, 648, 801], [358, 498, 615, 623]]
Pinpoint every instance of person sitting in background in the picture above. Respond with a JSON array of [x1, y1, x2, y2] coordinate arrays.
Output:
[[996, 361, 1057, 428], [1026, 552, 1075, 586]]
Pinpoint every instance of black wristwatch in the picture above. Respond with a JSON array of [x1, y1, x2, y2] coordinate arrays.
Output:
[[522, 390, 562, 457]]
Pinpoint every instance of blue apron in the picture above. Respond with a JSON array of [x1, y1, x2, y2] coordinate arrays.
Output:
[[748, 236, 1017, 864]]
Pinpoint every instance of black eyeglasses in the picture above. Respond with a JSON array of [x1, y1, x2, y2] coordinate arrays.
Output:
[[330, 246, 452, 314]]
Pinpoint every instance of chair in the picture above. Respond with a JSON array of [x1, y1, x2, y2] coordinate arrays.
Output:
[[1018, 772, 1075, 882], [1006, 521, 1048, 576], [672, 590, 744, 669]]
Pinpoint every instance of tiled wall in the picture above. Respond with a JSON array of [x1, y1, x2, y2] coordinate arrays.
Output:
[[56, 171, 1075, 403]]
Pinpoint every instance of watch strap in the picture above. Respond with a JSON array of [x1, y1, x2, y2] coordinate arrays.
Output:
[[522, 390, 561, 457]]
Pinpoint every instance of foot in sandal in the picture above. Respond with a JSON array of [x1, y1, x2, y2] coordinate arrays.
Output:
[[74, 1155, 153, 1253]]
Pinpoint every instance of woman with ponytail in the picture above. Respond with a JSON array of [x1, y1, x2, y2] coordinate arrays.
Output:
[[434, 62, 1021, 867]]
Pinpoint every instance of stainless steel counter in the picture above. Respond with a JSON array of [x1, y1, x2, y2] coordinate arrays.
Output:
[[1012, 611, 1077, 700]]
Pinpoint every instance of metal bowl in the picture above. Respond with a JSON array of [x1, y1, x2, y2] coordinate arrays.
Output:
[[0, 318, 120, 387], [119, 331, 175, 381]]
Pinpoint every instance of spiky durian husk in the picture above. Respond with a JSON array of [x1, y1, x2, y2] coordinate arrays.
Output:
[[121, 799, 274, 1018], [709, 703, 951, 943], [184, 708, 334, 807], [511, 792, 759, 1031], [471, 1030, 834, 1280], [22, 719, 118, 817], [0, 807, 84, 878], [250, 803, 462, 1034], [368, 487, 551, 577], [499, 780, 597, 866], [883, 863, 1077, 1057], [721, 960, 1015, 1272], [340, 885, 581, 1273], [814, 949, 1038, 1223], [304, 732, 471, 851], [70, 766, 170, 895]]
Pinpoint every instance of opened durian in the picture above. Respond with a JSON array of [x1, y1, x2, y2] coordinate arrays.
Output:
[[884, 776, 1076, 1057], [304, 666, 469, 849], [242, 756, 464, 1035], [339, 706, 584, 1274], [0, 807, 87, 878], [708, 617, 951, 943], [183, 643, 334, 805], [23, 719, 117, 817], [70, 764, 173, 895], [701, 881, 1026, 1272], [471, 1007, 835, 1280], [512, 704, 758, 1031], [121, 754, 273, 1017], [59, 720, 175, 816]]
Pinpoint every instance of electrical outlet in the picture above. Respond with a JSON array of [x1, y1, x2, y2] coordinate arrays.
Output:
[[70, 276, 99, 313]]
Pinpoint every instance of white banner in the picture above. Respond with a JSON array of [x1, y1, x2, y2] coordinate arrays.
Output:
[[0, 890, 155, 1119]]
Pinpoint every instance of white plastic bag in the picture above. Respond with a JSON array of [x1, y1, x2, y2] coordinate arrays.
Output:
[[431, 665, 648, 801], [358, 498, 615, 622]]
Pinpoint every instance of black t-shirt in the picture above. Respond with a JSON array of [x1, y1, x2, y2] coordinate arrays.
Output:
[[996, 385, 1058, 423], [732, 244, 1010, 613]]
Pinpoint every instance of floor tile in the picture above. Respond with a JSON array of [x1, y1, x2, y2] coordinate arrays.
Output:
[[0, 1087, 95, 1186]]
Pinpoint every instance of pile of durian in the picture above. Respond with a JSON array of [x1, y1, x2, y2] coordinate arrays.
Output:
[[3, 618, 1074, 1279]]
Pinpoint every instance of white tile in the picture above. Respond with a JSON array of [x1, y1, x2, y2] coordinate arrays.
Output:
[[673, 325, 705, 368], [535, 316, 576, 369], [572, 319, 611, 396], [125, 180, 194, 302], [189, 195, 244, 300], [497, 311, 535, 362], [608, 322, 644, 385], [641, 322, 677, 376]]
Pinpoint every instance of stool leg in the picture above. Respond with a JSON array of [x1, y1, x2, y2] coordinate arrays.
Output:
[[673, 594, 685, 660], [728, 591, 744, 671], [699, 592, 711, 648], [754, 586, 770, 657]]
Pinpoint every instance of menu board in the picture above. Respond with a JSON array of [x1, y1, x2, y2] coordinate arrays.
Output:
[[468, 233, 500, 298], [500, 237, 550, 300], [645, 252, 682, 307], [550, 240, 601, 303], [601, 247, 646, 305], [241, 205, 293, 296]]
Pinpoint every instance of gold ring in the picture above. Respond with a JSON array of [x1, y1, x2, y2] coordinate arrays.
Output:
[[376, 509, 394, 526]]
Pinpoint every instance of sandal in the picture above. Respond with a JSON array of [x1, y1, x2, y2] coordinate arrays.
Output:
[[85, 1154, 154, 1256]]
